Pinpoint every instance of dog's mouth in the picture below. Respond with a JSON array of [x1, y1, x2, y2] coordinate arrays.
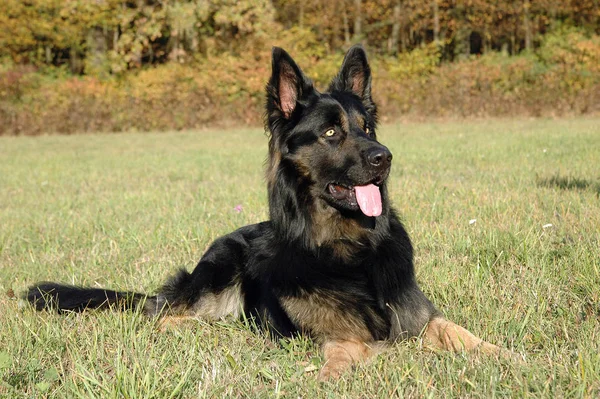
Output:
[[327, 182, 382, 217]]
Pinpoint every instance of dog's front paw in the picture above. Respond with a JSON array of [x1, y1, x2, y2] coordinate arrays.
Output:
[[478, 341, 525, 363], [318, 358, 351, 381], [318, 339, 376, 380]]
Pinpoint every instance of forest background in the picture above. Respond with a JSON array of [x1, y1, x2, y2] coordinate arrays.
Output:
[[1, 0, 599, 135]]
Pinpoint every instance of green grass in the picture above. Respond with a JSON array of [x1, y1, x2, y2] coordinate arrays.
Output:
[[1, 118, 599, 398]]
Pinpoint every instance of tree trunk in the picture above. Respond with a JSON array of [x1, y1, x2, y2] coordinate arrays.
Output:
[[69, 48, 83, 74], [353, 0, 362, 42], [113, 30, 119, 50], [510, 32, 516, 55], [390, 1, 402, 54], [85, 28, 108, 76], [523, 0, 532, 51], [432, 0, 440, 43], [45, 46, 52, 65], [343, 1, 351, 46], [169, 31, 180, 62]]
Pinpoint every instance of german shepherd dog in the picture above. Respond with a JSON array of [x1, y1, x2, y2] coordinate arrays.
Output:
[[26, 45, 509, 380]]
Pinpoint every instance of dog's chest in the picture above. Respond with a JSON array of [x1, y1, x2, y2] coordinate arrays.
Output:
[[278, 286, 389, 341], [259, 245, 393, 341]]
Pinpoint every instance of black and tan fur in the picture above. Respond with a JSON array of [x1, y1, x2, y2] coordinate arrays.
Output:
[[26, 45, 511, 380]]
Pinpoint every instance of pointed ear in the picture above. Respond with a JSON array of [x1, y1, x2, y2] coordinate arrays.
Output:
[[267, 47, 313, 119], [328, 45, 372, 103]]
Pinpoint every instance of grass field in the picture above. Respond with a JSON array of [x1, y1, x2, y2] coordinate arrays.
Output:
[[1, 118, 599, 398]]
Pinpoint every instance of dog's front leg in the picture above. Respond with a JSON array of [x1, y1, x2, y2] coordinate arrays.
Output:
[[424, 317, 508, 357], [318, 339, 376, 380]]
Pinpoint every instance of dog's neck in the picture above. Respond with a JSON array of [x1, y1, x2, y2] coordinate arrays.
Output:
[[268, 171, 391, 257]]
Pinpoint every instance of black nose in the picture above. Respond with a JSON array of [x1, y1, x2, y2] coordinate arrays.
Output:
[[366, 147, 393, 168]]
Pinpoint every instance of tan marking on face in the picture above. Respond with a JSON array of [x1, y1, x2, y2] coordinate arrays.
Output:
[[354, 114, 366, 132], [338, 109, 349, 133], [288, 148, 313, 178]]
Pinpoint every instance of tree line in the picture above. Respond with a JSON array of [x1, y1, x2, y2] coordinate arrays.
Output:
[[2, 1, 599, 134], [2, 0, 599, 76]]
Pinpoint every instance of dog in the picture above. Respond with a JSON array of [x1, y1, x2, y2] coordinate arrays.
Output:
[[26, 45, 509, 380]]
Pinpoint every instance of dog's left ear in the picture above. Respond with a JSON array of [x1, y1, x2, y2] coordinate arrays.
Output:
[[328, 45, 373, 107]]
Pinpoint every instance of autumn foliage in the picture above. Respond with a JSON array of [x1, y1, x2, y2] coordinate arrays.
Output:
[[0, 0, 599, 134]]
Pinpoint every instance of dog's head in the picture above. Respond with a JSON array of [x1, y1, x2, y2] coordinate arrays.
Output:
[[265, 46, 393, 247]]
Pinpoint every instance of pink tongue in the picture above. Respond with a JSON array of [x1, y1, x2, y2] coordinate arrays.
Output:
[[354, 184, 382, 217]]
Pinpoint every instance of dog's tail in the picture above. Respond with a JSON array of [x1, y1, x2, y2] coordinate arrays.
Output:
[[25, 282, 156, 314]]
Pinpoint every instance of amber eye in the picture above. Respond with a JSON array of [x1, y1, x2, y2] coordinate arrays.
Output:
[[324, 129, 336, 137]]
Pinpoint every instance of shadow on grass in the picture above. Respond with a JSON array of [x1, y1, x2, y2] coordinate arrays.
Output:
[[537, 174, 600, 195]]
